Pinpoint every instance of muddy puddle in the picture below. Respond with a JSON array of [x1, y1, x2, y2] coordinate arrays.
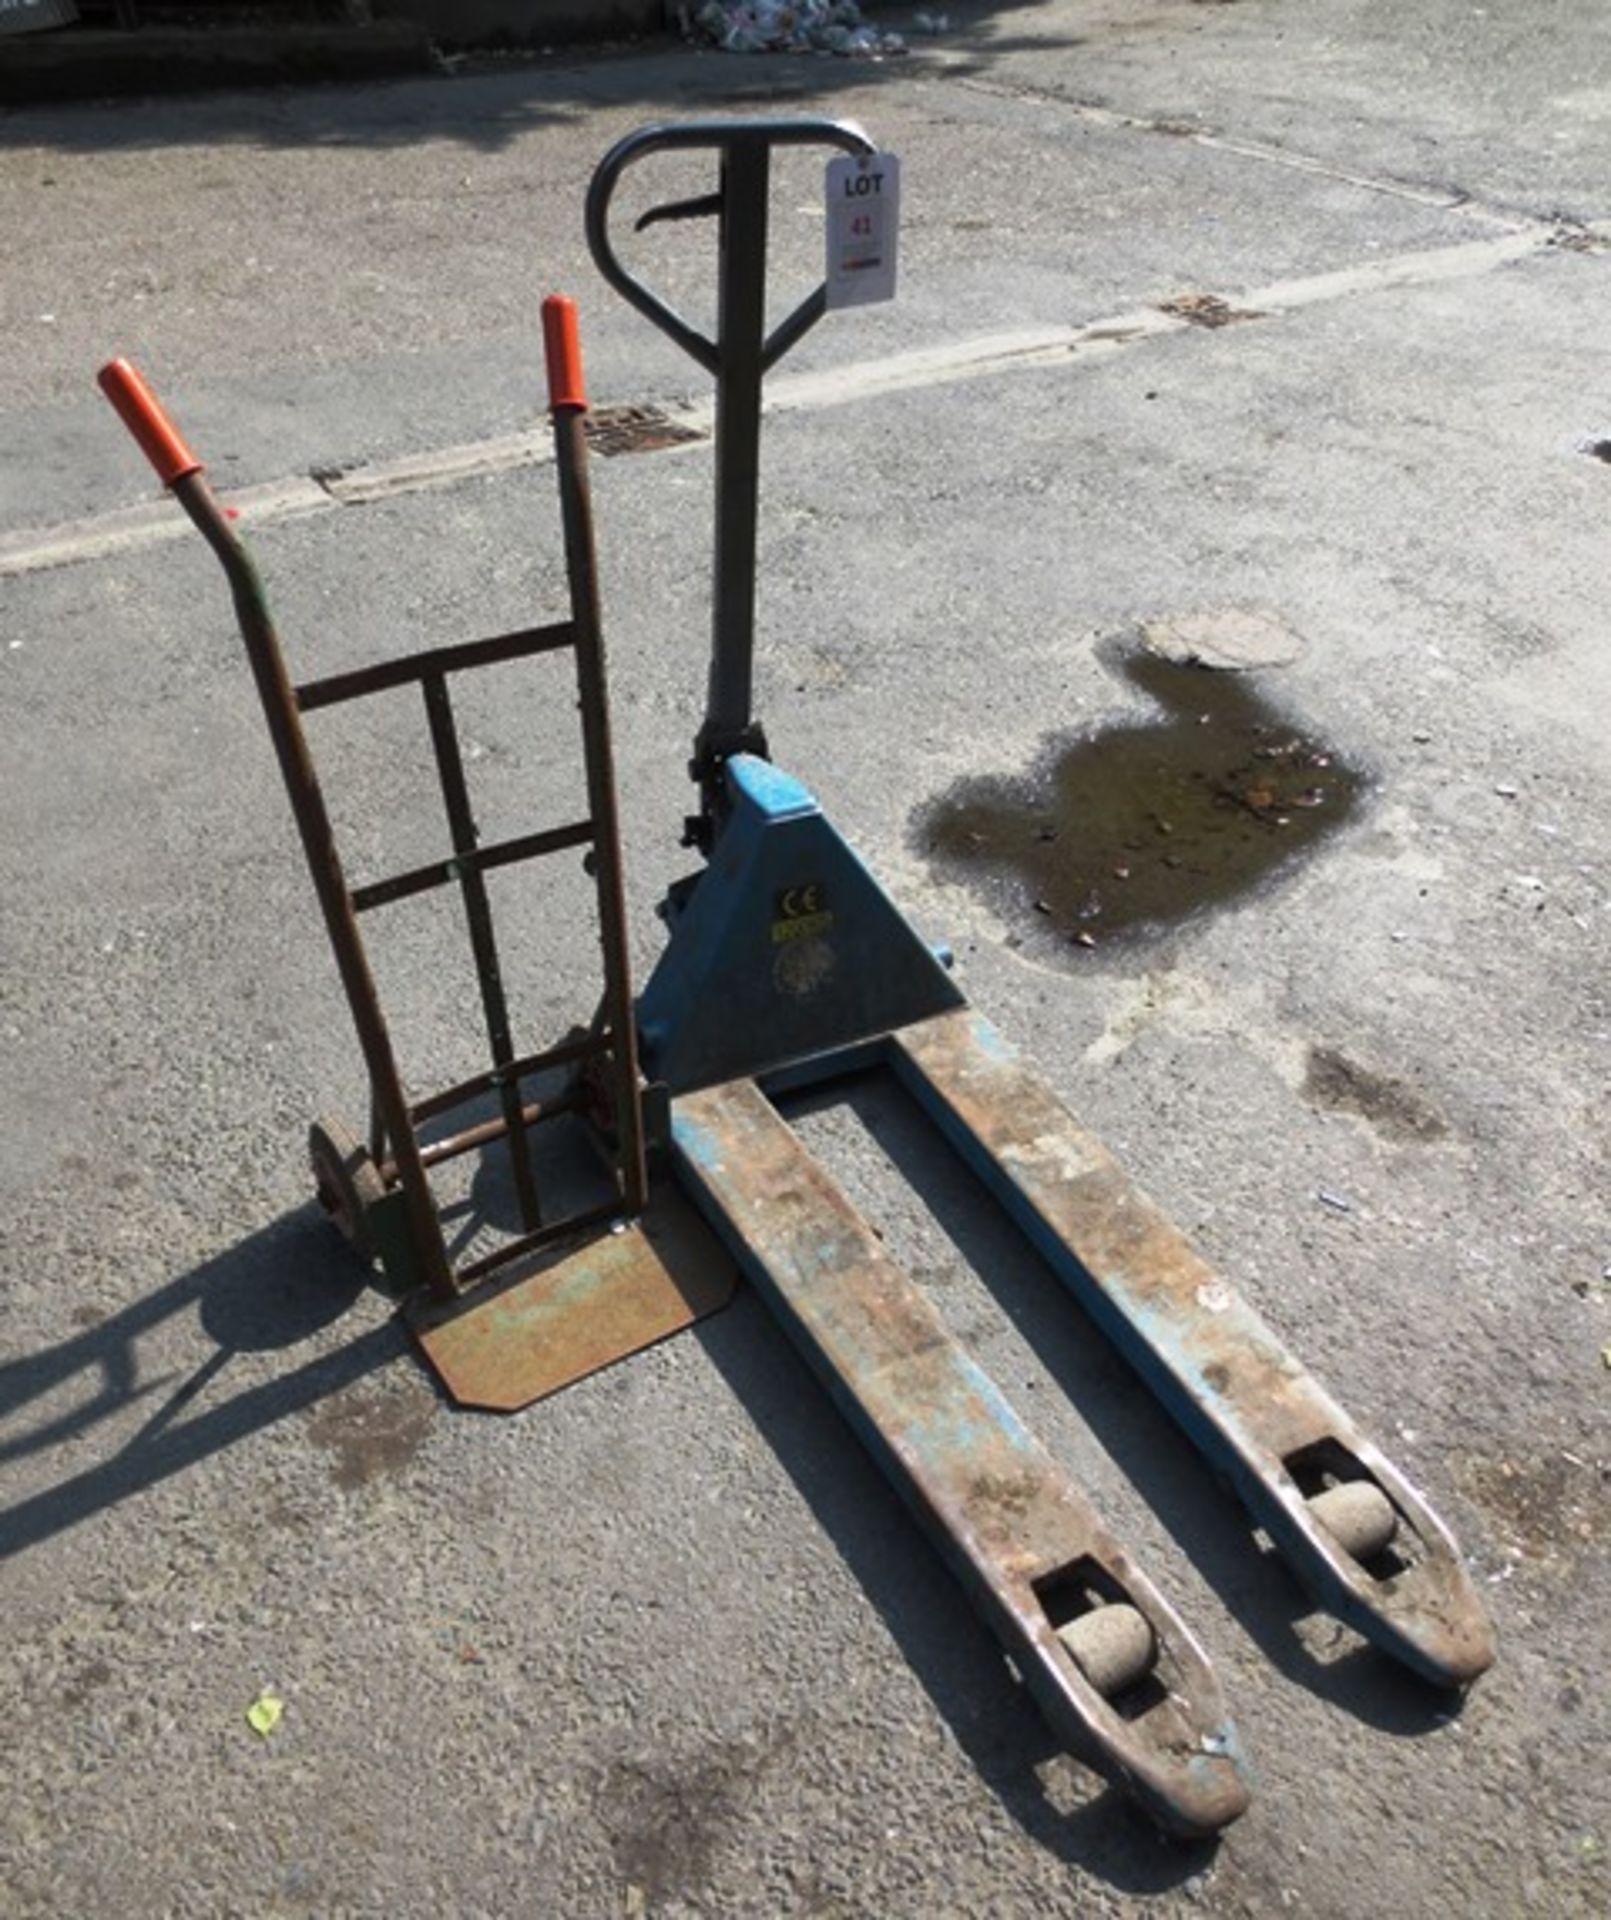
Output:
[[921, 648, 1362, 954]]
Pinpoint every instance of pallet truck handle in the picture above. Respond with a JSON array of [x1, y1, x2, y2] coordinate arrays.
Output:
[[585, 116, 876, 379], [588, 117, 881, 843], [96, 357, 204, 488]]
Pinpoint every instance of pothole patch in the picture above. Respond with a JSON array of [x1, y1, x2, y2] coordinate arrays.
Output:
[[1158, 291, 1265, 329], [1142, 607, 1307, 671]]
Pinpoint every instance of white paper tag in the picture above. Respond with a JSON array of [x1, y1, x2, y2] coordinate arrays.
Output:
[[825, 152, 901, 308]]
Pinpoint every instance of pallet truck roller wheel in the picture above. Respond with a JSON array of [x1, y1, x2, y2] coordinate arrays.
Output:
[[309, 1116, 387, 1261], [1056, 1605, 1157, 1698], [1307, 1481, 1398, 1563]]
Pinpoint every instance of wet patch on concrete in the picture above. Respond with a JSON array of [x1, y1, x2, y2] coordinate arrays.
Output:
[[60, 1657, 112, 1709], [1457, 1448, 1603, 1574], [305, 1374, 435, 1491], [921, 648, 1361, 956], [602, 1731, 797, 1907], [1305, 1046, 1447, 1141]]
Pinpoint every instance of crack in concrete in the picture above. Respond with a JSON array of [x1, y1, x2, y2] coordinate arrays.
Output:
[[947, 67, 1606, 238]]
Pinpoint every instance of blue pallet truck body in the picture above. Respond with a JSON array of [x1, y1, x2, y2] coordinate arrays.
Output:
[[585, 119, 1494, 1838]]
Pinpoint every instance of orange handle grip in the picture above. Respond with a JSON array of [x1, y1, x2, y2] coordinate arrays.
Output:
[[541, 295, 588, 413], [96, 357, 204, 487]]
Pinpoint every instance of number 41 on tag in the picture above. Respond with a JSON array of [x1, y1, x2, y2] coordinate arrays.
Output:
[[825, 152, 901, 308]]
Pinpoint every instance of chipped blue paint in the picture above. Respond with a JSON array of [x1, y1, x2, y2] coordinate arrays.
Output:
[[963, 1007, 1020, 1066], [891, 1014, 1273, 1454], [893, 1351, 1044, 1469], [728, 753, 819, 818], [669, 1105, 729, 1179], [668, 1075, 1251, 1833], [890, 1009, 1494, 1688]]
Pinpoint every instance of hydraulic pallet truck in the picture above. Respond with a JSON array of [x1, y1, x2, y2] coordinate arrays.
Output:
[[98, 115, 1493, 1840]]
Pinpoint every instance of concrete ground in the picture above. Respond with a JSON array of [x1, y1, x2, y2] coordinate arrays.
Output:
[[2, 3, 1608, 1914]]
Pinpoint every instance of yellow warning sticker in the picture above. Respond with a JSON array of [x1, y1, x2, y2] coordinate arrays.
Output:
[[771, 911, 834, 945], [771, 882, 833, 945]]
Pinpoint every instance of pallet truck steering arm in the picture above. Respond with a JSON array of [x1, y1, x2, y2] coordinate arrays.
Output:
[[587, 118, 876, 849]]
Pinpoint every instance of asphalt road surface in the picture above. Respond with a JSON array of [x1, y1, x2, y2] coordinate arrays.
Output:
[[3, 4, 1608, 1915]]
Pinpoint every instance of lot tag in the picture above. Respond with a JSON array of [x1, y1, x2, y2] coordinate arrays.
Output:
[[825, 152, 901, 308]]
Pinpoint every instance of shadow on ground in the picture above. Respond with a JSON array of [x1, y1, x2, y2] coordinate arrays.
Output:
[[694, 1285, 1216, 1894], [0, 4, 1077, 155], [0, 1207, 402, 1563], [0, 1052, 1459, 1880], [0, 1094, 633, 1564]]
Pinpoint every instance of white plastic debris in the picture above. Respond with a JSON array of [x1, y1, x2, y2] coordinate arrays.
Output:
[[686, 1, 907, 55]]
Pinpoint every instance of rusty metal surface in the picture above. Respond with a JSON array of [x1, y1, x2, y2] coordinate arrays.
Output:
[[892, 1006, 1496, 1688], [552, 401, 650, 1216], [409, 1032, 602, 1130], [453, 1197, 625, 1289], [169, 386, 652, 1315], [410, 1184, 736, 1413], [172, 469, 456, 1298], [583, 403, 707, 458], [673, 1075, 1250, 1838], [399, 1088, 581, 1180], [421, 666, 543, 1232], [349, 820, 594, 915], [292, 620, 574, 712]]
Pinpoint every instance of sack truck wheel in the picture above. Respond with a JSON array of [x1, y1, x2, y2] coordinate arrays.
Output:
[[308, 1116, 387, 1262]]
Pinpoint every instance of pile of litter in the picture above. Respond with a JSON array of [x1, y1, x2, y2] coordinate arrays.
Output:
[[679, 2, 910, 56]]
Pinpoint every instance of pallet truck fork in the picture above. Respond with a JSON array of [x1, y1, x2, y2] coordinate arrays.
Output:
[[97, 116, 1491, 1839]]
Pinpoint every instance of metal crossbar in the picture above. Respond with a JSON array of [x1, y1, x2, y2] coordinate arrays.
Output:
[[294, 621, 575, 712], [300, 623, 639, 1287]]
